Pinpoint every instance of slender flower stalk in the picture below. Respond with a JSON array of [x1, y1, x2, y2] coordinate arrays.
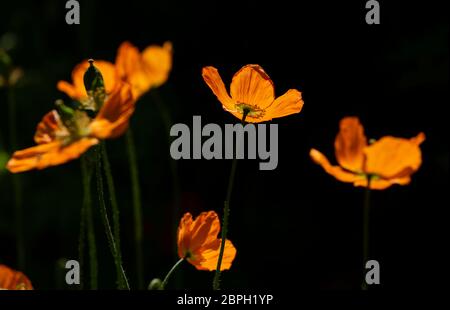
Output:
[[81, 154, 98, 289], [125, 128, 144, 289], [78, 177, 86, 290], [7, 86, 25, 271], [115, 41, 173, 289], [362, 176, 372, 290], [160, 258, 185, 289], [95, 146, 130, 290], [213, 111, 248, 290], [151, 90, 181, 268], [101, 142, 123, 267]]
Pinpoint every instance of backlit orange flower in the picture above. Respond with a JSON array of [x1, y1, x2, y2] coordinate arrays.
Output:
[[177, 211, 237, 271], [310, 117, 425, 190], [202, 64, 304, 123], [115, 41, 173, 99], [6, 80, 134, 173], [57, 60, 119, 102], [0, 264, 33, 290]]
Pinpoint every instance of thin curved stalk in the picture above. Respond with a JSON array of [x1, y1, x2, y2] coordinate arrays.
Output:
[[95, 146, 130, 290]]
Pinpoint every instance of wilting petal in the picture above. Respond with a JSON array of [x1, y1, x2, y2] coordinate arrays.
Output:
[[334, 117, 367, 172], [0, 265, 33, 290], [141, 41, 173, 87], [262, 89, 304, 122], [310, 148, 360, 183], [89, 82, 135, 139], [193, 239, 237, 271], [363, 136, 423, 179], [7, 138, 98, 173], [34, 110, 70, 144], [57, 60, 118, 100], [202, 66, 235, 111], [230, 65, 275, 110]]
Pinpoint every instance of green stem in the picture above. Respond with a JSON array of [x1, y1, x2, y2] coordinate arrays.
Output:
[[161, 258, 184, 289], [125, 128, 144, 289], [213, 111, 248, 290], [101, 142, 123, 269], [95, 147, 130, 290], [362, 176, 371, 290], [78, 189, 86, 290], [81, 155, 97, 289], [7, 87, 25, 271]]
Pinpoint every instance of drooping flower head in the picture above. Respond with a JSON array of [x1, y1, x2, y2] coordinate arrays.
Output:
[[7, 60, 135, 173], [0, 264, 33, 290], [202, 64, 304, 123], [310, 117, 425, 190], [177, 211, 236, 271], [115, 41, 173, 99]]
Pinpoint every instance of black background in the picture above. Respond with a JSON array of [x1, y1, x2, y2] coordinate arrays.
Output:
[[0, 0, 448, 290]]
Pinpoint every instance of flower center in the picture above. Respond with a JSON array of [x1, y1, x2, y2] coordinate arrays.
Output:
[[235, 103, 265, 119]]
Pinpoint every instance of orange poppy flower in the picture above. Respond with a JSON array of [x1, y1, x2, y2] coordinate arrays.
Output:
[[202, 64, 304, 123], [0, 264, 33, 290], [310, 117, 425, 190], [177, 211, 237, 271], [6, 80, 134, 173], [57, 60, 119, 102], [115, 41, 173, 99]]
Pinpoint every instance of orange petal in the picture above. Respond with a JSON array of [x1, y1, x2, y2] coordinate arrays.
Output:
[[230, 64, 275, 110], [191, 239, 237, 271], [0, 265, 33, 290], [202, 66, 235, 112], [6, 138, 98, 173], [188, 211, 221, 253], [115, 41, 150, 98], [354, 176, 411, 190], [310, 148, 360, 183], [115, 41, 141, 80], [34, 110, 69, 144], [410, 132, 426, 145], [363, 136, 423, 179], [177, 213, 194, 259], [141, 41, 173, 87], [89, 82, 135, 139], [262, 89, 304, 122], [334, 117, 367, 172], [56, 81, 79, 100], [57, 60, 118, 101]]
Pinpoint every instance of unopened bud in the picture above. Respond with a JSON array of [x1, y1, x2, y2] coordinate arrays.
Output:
[[148, 278, 163, 290]]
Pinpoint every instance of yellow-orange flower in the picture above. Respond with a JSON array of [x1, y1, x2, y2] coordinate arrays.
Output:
[[115, 41, 173, 99], [310, 117, 425, 190], [177, 211, 236, 271], [57, 60, 119, 102], [0, 264, 33, 290], [202, 64, 304, 123], [6, 80, 134, 173]]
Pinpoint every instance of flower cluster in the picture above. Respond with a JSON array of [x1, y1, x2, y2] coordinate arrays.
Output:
[[2, 36, 427, 291]]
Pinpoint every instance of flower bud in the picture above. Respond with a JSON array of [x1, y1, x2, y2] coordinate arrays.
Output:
[[148, 278, 163, 290]]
